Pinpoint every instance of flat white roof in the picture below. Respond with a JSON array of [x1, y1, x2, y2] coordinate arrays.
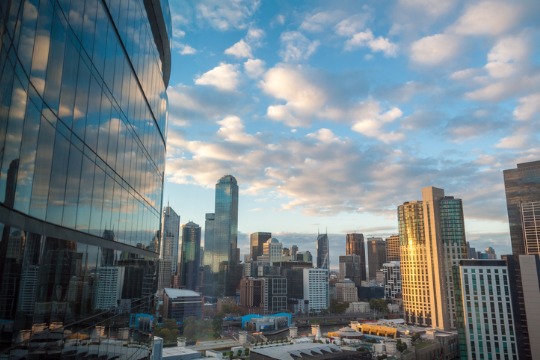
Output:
[[164, 288, 201, 298]]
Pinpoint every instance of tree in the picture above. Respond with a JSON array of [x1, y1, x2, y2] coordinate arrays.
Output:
[[396, 339, 407, 353], [369, 299, 388, 313], [329, 300, 348, 314], [153, 319, 179, 345]]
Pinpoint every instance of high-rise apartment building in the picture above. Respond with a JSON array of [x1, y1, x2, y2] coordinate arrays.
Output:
[[0, 0, 170, 355], [455, 260, 519, 360], [504, 160, 540, 255], [250, 232, 271, 261], [180, 221, 201, 291], [202, 175, 240, 297], [316, 233, 329, 269], [398, 187, 468, 330], [385, 235, 400, 262], [303, 268, 329, 313], [367, 237, 386, 280], [382, 261, 401, 300]]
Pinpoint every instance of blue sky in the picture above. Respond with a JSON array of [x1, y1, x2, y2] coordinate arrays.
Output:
[[162, 0, 540, 267]]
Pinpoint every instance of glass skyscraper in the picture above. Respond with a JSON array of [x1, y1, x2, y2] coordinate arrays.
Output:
[[180, 221, 201, 291], [316, 232, 329, 270], [504, 160, 540, 255], [0, 0, 171, 356], [161, 206, 180, 278], [202, 175, 240, 297]]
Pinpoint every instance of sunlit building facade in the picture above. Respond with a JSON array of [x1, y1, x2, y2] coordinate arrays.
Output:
[[0, 0, 171, 356], [161, 206, 181, 280], [385, 234, 400, 262], [250, 232, 271, 261], [398, 187, 468, 330]]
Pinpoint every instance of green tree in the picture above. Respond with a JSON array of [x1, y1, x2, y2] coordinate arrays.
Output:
[[153, 319, 179, 345], [396, 339, 407, 353], [369, 299, 388, 313], [329, 300, 348, 314]]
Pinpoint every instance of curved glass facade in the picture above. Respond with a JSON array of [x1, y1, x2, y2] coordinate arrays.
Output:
[[0, 0, 170, 356]]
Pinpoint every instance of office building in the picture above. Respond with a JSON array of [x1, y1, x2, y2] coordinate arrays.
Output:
[[503, 254, 540, 360], [161, 207, 181, 284], [261, 276, 287, 314], [250, 232, 271, 261], [239, 278, 263, 309], [346, 233, 365, 256], [385, 235, 400, 262], [94, 267, 125, 310], [336, 279, 358, 303], [303, 268, 329, 313], [0, 0, 170, 355], [398, 187, 468, 330], [261, 238, 283, 265], [382, 261, 401, 300], [316, 232, 329, 269], [180, 221, 201, 291], [455, 260, 519, 360], [163, 288, 202, 326], [367, 237, 386, 280], [504, 160, 540, 255], [202, 175, 240, 297], [339, 254, 365, 286]]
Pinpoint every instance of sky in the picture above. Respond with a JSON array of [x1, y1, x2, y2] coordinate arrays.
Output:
[[162, 0, 540, 268]]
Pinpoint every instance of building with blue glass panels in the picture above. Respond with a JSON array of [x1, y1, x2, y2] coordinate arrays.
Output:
[[203, 175, 240, 297], [0, 0, 171, 356]]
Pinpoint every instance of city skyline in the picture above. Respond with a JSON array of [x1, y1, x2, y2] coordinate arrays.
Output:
[[163, 0, 540, 262]]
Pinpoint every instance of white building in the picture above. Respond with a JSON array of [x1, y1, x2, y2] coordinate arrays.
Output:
[[303, 268, 328, 313], [94, 266, 125, 310], [457, 260, 519, 360], [383, 261, 401, 299], [263, 238, 283, 265]]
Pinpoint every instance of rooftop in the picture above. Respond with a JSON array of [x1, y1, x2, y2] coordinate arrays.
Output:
[[164, 288, 201, 298]]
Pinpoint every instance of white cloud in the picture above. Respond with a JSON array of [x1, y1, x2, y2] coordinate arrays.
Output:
[[196, 0, 260, 31], [513, 93, 540, 121], [300, 10, 344, 32], [397, 0, 454, 19], [217, 116, 257, 145], [179, 44, 197, 55], [195, 63, 240, 91], [485, 35, 529, 78], [410, 33, 460, 66], [344, 29, 398, 57], [307, 128, 341, 144], [335, 14, 369, 37], [225, 39, 253, 59], [451, 1, 522, 36], [351, 100, 404, 143], [496, 131, 529, 149], [280, 31, 320, 62], [244, 59, 265, 79], [260, 65, 328, 126], [247, 27, 264, 43]]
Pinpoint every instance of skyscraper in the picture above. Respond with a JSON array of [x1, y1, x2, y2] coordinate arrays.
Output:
[[0, 0, 171, 355], [455, 260, 519, 359], [398, 187, 468, 330], [202, 175, 240, 297], [346, 233, 365, 257], [316, 232, 329, 269], [162, 207, 181, 278], [385, 235, 400, 262], [250, 232, 271, 261], [180, 221, 201, 291], [503, 160, 540, 359], [503, 160, 540, 255], [367, 237, 386, 280]]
